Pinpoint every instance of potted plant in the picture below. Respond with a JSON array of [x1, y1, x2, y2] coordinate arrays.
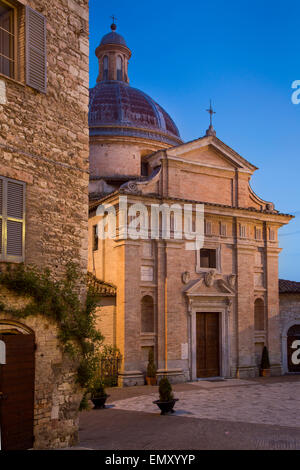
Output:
[[90, 379, 109, 409], [260, 346, 271, 377], [146, 348, 157, 386], [153, 377, 178, 415]]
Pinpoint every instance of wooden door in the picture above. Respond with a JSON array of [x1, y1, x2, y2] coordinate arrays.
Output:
[[0, 334, 35, 450], [287, 325, 300, 373], [196, 312, 220, 378]]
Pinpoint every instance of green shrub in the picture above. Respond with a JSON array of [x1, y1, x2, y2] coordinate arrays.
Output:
[[261, 346, 271, 369], [90, 378, 106, 398], [146, 348, 157, 378], [159, 377, 174, 402], [0, 262, 104, 391]]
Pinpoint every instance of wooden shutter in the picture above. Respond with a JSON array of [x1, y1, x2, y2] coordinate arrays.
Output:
[[0, 178, 2, 255], [7, 220, 23, 256], [0, 178, 3, 215], [0, 219, 2, 255], [26, 6, 47, 93], [7, 181, 23, 219], [4, 179, 25, 261]]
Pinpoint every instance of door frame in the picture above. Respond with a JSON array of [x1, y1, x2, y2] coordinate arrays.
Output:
[[196, 311, 221, 378], [0, 320, 35, 450], [282, 320, 300, 374], [188, 299, 231, 380]]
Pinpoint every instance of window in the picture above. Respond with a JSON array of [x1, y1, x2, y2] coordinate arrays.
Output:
[[205, 220, 212, 235], [141, 161, 148, 177], [255, 227, 262, 240], [92, 224, 98, 251], [0, 176, 25, 262], [220, 222, 227, 237], [200, 248, 216, 269], [0, 2, 47, 93], [239, 224, 246, 238], [116, 55, 123, 81], [269, 228, 275, 241], [0, 1, 15, 79], [141, 295, 154, 333], [254, 298, 265, 331], [103, 55, 108, 80]]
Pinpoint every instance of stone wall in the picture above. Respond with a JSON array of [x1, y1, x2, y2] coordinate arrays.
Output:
[[0, 287, 82, 449], [0, 0, 89, 449]]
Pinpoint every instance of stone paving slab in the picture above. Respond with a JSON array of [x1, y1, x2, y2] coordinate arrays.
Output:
[[79, 408, 300, 450], [188, 378, 258, 389], [111, 381, 300, 428]]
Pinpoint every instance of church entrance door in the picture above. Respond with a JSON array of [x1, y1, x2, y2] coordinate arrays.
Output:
[[196, 312, 220, 378]]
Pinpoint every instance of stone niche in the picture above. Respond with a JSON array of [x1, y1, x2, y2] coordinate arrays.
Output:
[[0, 287, 82, 449]]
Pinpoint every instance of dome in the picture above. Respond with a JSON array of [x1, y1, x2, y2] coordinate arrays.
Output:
[[100, 31, 127, 47], [89, 81, 182, 147]]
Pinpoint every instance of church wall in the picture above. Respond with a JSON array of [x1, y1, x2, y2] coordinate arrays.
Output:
[[237, 173, 259, 209], [265, 248, 282, 374], [165, 164, 234, 206], [90, 142, 142, 178], [89, 195, 286, 384], [0, 0, 89, 448], [95, 298, 116, 347]]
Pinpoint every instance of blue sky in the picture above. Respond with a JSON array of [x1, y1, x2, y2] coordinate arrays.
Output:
[[89, 0, 300, 280]]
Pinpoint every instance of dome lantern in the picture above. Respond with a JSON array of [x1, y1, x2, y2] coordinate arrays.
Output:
[[89, 23, 183, 179], [95, 22, 131, 83]]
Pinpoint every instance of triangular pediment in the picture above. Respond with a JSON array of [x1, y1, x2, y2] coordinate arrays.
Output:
[[184, 273, 236, 297], [166, 135, 257, 173]]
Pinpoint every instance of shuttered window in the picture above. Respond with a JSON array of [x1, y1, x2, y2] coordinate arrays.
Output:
[[0, 176, 25, 262], [0, 1, 16, 79], [26, 6, 47, 93]]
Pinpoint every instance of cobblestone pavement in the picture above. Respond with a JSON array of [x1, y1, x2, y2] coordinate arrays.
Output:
[[109, 377, 300, 428], [77, 376, 300, 450]]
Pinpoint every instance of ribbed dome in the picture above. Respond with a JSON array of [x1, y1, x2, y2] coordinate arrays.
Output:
[[100, 31, 127, 47], [89, 81, 182, 147]]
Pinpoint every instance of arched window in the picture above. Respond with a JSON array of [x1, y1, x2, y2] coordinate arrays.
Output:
[[103, 55, 108, 80], [116, 55, 123, 81], [254, 298, 265, 331], [141, 295, 154, 333]]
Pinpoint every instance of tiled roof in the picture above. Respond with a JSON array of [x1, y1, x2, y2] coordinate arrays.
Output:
[[88, 190, 294, 218], [89, 81, 182, 147], [279, 279, 300, 293], [87, 272, 116, 296], [100, 31, 127, 47]]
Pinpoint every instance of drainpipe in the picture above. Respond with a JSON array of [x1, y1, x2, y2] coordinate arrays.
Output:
[[164, 275, 168, 371], [164, 237, 168, 372]]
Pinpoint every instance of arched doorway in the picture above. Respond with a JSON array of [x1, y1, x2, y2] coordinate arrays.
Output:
[[287, 324, 300, 373], [0, 322, 35, 450]]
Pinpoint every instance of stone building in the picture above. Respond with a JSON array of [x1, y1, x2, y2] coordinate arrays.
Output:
[[0, 0, 89, 449], [279, 280, 300, 374], [88, 24, 293, 386]]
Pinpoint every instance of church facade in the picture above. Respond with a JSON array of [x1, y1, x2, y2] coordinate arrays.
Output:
[[88, 24, 293, 385]]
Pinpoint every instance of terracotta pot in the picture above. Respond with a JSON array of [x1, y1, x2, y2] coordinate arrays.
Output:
[[91, 394, 110, 409], [146, 376, 157, 386], [260, 369, 271, 377], [153, 398, 178, 415]]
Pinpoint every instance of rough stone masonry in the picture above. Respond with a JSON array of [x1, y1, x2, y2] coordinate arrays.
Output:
[[0, 0, 89, 449]]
